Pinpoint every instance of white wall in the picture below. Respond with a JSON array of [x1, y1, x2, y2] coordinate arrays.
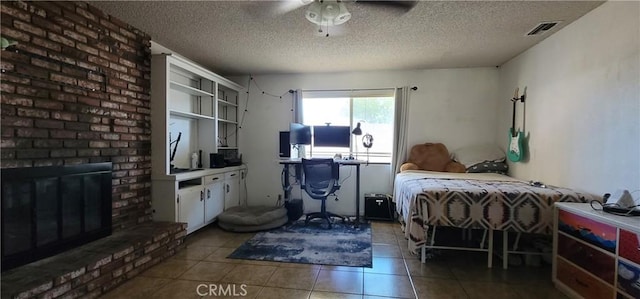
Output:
[[230, 2, 639, 214], [496, 1, 640, 196], [231, 68, 499, 215]]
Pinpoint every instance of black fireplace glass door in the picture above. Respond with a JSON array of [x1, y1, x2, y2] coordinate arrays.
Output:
[[1, 162, 112, 272], [83, 174, 102, 232], [61, 175, 82, 239], [35, 178, 59, 247], [2, 181, 32, 256]]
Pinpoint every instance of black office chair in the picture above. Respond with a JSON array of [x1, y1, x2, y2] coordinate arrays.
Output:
[[301, 158, 347, 229]]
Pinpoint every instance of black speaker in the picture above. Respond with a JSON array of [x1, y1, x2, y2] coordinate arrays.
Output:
[[209, 153, 226, 168], [365, 193, 395, 221], [279, 131, 290, 158]]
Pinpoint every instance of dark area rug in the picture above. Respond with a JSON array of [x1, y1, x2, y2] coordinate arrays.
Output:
[[228, 221, 372, 267]]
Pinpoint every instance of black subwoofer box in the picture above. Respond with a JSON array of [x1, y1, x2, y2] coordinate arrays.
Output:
[[285, 199, 303, 222], [364, 193, 395, 221]]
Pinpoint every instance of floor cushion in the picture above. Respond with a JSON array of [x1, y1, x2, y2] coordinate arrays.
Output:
[[217, 206, 288, 232]]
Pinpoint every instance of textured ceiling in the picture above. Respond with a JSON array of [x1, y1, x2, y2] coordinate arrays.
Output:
[[91, 1, 604, 76]]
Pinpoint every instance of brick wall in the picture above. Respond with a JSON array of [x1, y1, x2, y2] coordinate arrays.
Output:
[[0, 1, 152, 230]]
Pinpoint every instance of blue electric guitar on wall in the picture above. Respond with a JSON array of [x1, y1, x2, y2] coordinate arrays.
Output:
[[508, 88, 525, 162]]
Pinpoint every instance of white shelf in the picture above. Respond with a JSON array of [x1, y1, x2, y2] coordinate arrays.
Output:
[[152, 54, 242, 180], [218, 146, 238, 150], [170, 81, 215, 97], [151, 54, 246, 237], [170, 109, 215, 120], [217, 99, 237, 107], [217, 118, 237, 124]]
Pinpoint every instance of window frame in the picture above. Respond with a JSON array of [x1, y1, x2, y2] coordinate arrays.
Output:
[[300, 89, 395, 163]]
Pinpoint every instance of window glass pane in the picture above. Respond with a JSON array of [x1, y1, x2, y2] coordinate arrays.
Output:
[[353, 97, 394, 163], [302, 97, 350, 126], [303, 97, 350, 158], [301, 93, 394, 163]]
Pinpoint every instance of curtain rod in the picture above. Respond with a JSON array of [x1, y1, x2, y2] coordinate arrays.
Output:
[[288, 86, 418, 93]]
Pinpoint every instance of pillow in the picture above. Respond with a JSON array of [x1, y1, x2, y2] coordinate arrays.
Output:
[[466, 161, 509, 175], [451, 144, 505, 168]]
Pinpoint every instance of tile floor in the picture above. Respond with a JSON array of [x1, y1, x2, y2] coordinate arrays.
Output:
[[102, 221, 567, 299]]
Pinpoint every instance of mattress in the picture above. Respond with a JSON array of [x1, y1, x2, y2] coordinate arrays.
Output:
[[393, 170, 595, 253]]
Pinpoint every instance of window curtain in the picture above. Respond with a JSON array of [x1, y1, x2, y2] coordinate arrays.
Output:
[[292, 89, 304, 158], [391, 86, 410, 182], [293, 89, 303, 123]]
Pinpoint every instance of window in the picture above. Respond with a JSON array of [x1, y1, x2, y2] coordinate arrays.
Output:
[[301, 89, 395, 163]]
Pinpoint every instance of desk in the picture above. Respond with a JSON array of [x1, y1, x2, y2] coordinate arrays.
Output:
[[279, 158, 365, 226]]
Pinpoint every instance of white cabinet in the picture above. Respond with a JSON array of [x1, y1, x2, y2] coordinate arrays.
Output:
[[177, 185, 204, 234], [204, 174, 224, 223], [152, 165, 246, 235], [150, 53, 247, 235], [224, 171, 240, 209]]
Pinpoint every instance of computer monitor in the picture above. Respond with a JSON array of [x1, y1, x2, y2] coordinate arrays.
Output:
[[289, 123, 311, 145], [313, 125, 351, 148]]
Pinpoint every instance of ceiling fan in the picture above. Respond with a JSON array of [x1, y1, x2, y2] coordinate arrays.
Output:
[[277, 0, 418, 36]]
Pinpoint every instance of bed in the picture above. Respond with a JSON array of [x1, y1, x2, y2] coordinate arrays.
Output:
[[393, 170, 595, 267]]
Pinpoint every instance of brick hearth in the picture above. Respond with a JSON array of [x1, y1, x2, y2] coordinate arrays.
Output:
[[1, 222, 187, 299]]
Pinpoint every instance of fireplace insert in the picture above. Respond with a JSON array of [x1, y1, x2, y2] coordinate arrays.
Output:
[[1, 163, 112, 271]]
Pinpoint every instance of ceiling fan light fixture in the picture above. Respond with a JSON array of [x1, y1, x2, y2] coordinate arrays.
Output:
[[305, 2, 323, 24], [334, 3, 351, 25], [322, 2, 339, 20], [305, 1, 350, 27]]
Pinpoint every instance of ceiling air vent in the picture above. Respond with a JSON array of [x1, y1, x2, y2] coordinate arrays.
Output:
[[526, 22, 559, 36]]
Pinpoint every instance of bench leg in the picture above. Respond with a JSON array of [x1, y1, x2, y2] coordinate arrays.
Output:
[[503, 231, 508, 269]]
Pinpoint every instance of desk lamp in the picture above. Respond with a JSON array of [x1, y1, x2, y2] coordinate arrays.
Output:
[[351, 122, 362, 159]]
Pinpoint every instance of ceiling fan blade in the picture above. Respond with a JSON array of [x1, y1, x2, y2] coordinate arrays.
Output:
[[355, 0, 417, 11], [273, 0, 313, 15]]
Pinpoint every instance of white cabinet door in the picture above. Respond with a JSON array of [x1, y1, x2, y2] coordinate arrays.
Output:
[[204, 178, 225, 223], [177, 186, 204, 234], [224, 171, 240, 210]]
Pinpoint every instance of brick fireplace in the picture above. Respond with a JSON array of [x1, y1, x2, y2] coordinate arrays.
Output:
[[1, 2, 186, 298], [1, 0, 152, 231]]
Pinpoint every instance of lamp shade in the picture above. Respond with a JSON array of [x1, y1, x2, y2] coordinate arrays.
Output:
[[305, 2, 323, 24], [351, 122, 362, 135], [334, 3, 351, 25]]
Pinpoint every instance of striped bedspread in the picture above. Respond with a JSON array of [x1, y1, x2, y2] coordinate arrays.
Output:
[[393, 171, 595, 253]]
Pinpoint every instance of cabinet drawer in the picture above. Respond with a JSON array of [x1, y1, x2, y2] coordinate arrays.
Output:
[[225, 171, 240, 180], [558, 209, 617, 253], [556, 257, 614, 299], [203, 174, 224, 184], [617, 260, 640, 299], [619, 229, 640, 265], [557, 233, 615, 284]]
